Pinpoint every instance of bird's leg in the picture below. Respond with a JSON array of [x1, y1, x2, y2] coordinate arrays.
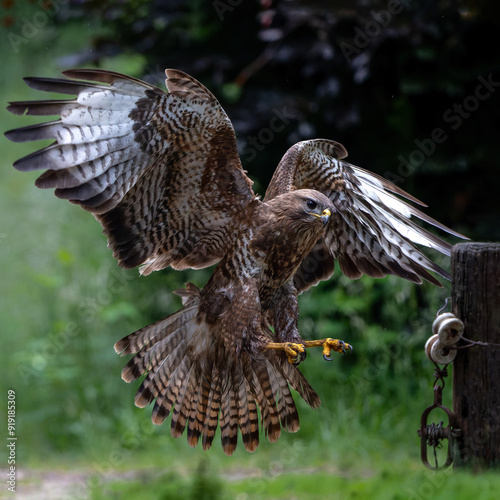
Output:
[[266, 338, 352, 365], [264, 283, 352, 365], [302, 338, 352, 361], [265, 341, 306, 365]]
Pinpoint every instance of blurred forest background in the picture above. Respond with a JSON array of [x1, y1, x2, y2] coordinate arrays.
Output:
[[1, 0, 500, 499]]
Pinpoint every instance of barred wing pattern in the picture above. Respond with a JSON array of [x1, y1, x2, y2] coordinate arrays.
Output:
[[6, 69, 255, 274], [264, 139, 465, 292]]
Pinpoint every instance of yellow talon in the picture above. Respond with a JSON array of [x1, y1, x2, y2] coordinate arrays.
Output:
[[283, 342, 306, 364], [322, 338, 352, 361], [266, 341, 306, 364], [265, 337, 352, 364]]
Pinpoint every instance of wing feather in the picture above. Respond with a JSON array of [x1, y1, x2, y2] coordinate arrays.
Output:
[[6, 69, 255, 273], [264, 139, 467, 292]]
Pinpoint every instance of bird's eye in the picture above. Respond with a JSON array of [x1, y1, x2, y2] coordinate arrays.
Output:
[[306, 199, 317, 210]]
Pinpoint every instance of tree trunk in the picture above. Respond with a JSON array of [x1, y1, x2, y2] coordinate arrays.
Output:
[[452, 242, 500, 469]]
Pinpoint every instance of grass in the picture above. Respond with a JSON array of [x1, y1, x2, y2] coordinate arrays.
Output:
[[86, 460, 500, 500]]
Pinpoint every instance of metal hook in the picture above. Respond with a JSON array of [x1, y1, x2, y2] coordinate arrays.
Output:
[[436, 297, 451, 317]]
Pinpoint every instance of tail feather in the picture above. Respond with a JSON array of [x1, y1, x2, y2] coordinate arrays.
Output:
[[235, 363, 258, 452], [187, 375, 210, 447], [242, 388, 260, 452], [153, 351, 194, 424], [114, 305, 197, 354], [116, 290, 320, 455], [232, 358, 260, 452], [134, 341, 186, 408], [280, 359, 321, 409], [170, 363, 196, 437], [186, 381, 201, 438], [201, 371, 222, 451], [121, 327, 185, 383], [151, 354, 190, 425], [249, 362, 281, 442], [219, 382, 239, 455], [268, 359, 300, 432]]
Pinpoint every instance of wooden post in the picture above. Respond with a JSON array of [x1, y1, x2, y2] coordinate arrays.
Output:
[[452, 242, 500, 469]]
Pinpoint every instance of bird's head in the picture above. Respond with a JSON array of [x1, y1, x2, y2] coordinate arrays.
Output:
[[304, 197, 332, 226], [266, 189, 334, 229]]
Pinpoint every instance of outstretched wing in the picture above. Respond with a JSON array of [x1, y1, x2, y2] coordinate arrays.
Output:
[[264, 139, 466, 292], [6, 69, 255, 275]]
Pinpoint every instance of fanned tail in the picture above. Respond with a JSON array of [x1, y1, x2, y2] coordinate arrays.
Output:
[[114, 284, 319, 456]]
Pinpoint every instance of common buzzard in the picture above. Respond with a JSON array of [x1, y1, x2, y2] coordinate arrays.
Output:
[[6, 69, 464, 455]]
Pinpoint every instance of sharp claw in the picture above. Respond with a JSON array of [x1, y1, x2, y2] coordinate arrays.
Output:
[[270, 338, 352, 364], [294, 349, 307, 365], [321, 338, 353, 360], [283, 342, 306, 365]]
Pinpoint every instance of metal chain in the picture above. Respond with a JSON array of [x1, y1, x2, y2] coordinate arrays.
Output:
[[433, 364, 448, 389], [418, 364, 460, 470], [419, 308, 463, 470]]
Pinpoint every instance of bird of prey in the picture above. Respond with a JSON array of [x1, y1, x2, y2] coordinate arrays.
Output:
[[6, 68, 464, 455]]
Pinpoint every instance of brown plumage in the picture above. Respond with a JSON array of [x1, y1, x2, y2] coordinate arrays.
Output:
[[6, 68, 466, 455]]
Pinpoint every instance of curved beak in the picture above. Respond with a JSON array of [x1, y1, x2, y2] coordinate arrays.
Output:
[[310, 208, 331, 226], [320, 208, 331, 226]]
